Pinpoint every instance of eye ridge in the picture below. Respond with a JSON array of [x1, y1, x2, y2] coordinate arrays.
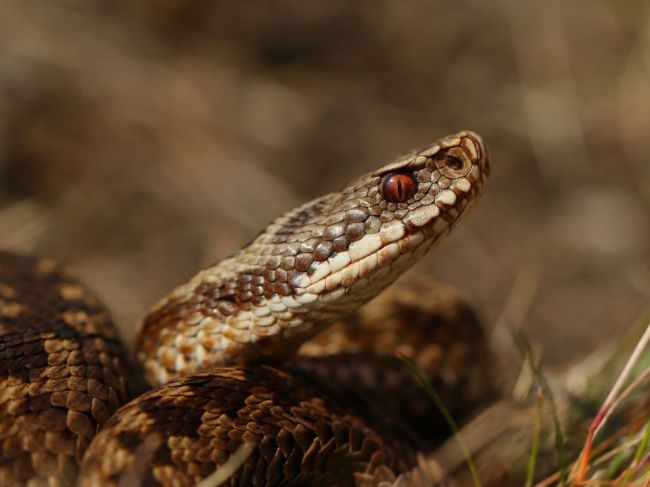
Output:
[[381, 172, 416, 203]]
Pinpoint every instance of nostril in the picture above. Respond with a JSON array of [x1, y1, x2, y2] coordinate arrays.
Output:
[[434, 147, 473, 178], [445, 156, 463, 171]]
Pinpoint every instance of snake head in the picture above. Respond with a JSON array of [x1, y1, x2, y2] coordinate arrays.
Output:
[[138, 131, 489, 381], [287, 130, 490, 300], [370, 130, 489, 236]]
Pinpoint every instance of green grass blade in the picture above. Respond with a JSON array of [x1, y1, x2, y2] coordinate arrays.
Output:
[[625, 420, 650, 481], [399, 354, 482, 487], [525, 389, 543, 487], [512, 330, 568, 484]]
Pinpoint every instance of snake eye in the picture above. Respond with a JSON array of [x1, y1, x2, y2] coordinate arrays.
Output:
[[381, 173, 417, 203]]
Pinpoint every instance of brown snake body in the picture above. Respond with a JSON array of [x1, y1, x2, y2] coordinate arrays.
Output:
[[0, 131, 490, 486]]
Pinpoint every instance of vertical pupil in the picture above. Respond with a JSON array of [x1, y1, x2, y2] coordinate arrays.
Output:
[[382, 172, 415, 203]]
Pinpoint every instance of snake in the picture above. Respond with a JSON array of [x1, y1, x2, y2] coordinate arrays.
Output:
[[0, 130, 490, 487]]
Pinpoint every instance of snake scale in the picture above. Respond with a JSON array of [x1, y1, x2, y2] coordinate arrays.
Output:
[[0, 131, 490, 486]]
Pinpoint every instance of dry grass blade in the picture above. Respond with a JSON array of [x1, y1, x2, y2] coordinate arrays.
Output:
[[194, 442, 255, 487], [0, 200, 52, 252], [491, 267, 539, 375], [573, 319, 650, 482], [513, 330, 568, 484]]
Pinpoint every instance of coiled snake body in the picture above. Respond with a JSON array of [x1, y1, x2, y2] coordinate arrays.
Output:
[[0, 131, 490, 486]]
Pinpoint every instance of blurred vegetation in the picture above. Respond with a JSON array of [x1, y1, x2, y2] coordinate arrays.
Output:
[[1, 0, 647, 359]]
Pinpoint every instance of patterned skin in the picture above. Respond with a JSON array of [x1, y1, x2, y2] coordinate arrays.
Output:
[[79, 282, 494, 487], [138, 131, 490, 386], [0, 253, 130, 486], [79, 366, 419, 487]]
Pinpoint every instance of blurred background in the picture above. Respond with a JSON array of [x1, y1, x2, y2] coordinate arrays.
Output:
[[0, 0, 648, 370]]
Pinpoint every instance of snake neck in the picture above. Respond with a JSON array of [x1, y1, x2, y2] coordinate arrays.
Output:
[[137, 131, 489, 385]]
